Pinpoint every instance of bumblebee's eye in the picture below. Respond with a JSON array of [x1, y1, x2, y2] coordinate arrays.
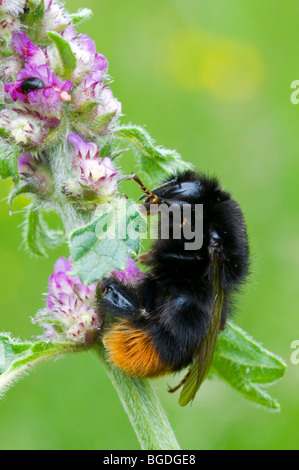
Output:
[[20, 78, 46, 93]]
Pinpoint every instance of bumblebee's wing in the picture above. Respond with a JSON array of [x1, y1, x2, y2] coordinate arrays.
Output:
[[178, 257, 224, 407]]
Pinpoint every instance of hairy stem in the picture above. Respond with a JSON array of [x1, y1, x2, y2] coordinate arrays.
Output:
[[94, 344, 180, 450]]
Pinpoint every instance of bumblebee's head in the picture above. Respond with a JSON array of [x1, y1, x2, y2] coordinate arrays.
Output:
[[144, 170, 231, 206]]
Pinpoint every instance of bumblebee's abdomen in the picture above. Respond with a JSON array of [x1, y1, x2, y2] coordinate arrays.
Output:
[[103, 320, 170, 378]]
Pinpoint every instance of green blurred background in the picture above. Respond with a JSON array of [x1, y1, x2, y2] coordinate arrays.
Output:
[[0, 0, 299, 450]]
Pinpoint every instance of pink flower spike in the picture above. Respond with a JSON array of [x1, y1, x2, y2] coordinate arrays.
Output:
[[36, 256, 101, 345]]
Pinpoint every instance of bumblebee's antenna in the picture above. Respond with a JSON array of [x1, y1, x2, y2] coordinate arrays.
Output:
[[118, 173, 153, 199], [118, 173, 170, 205], [131, 173, 152, 197]]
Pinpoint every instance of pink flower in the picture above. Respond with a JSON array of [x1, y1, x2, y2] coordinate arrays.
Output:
[[67, 133, 98, 160], [12, 31, 47, 67], [79, 158, 118, 198], [34, 256, 101, 345], [67, 133, 119, 200], [0, 108, 49, 146], [113, 258, 145, 283], [61, 27, 108, 82], [4, 64, 72, 118], [0, 12, 20, 38], [42, 0, 71, 34], [0, 0, 25, 16]]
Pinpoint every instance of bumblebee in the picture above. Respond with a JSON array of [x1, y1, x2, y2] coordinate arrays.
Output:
[[99, 170, 249, 405]]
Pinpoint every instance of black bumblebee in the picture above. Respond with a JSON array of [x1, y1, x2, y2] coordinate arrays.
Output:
[[99, 170, 249, 405]]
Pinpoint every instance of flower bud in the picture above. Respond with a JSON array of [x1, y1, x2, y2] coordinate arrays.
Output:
[[42, 0, 71, 35], [0, 0, 25, 16], [71, 73, 121, 136], [0, 108, 49, 146], [0, 51, 21, 83], [18, 152, 53, 193], [0, 12, 20, 39]]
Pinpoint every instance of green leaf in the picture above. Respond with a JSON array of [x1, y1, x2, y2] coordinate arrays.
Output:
[[38, 216, 65, 249], [212, 322, 286, 410], [0, 49, 14, 58], [99, 138, 113, 159], [70, 8, 93, 25], [89, 112, 117, 135], [0, 333, 83, 398], [0, 147, 19, 181], [22, 204, 65, 257], [0, 129, 9, 139], [23, 204, 47, 258], [8, 185, 38, 209], [71, 101, 98, 120], [69, 199, 146, 284], [32, 0, 44, 21], [0, 158, 13, 180], [20, 1, 45, 31], [47, 31, 77, 79], [114, 125, 193, 185]]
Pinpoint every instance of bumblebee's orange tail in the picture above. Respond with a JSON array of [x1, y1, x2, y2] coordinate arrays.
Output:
[[103, 320, 170, 378]]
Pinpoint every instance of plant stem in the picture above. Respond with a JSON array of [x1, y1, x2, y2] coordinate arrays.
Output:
[[94, 343, 181, 450]]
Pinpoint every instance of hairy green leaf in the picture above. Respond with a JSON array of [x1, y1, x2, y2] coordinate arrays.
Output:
[[47, 31, 77, 79], [0, 333, 83, 398], [70, 8, 93, 25], [212, 322, 286, 410], [24, 204, 47, 258], [115, 125, 193, 184], [8, 185, 38, 209], [0, 144, 19, 182], [0, 129, 9, 139], [32, 0, 44, 21], [38, 216, 65, 249], [69, 199, 146, 284], [0, 158, 13, 180], [22, 205, 65, 257]]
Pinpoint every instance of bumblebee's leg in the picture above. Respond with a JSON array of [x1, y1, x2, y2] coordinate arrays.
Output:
[[168, 368, 192, 393], [137, 252, 150, 264], [207, 229, 232, 329], [208, 229, 223, 259], [209, 199, 249, 290]]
